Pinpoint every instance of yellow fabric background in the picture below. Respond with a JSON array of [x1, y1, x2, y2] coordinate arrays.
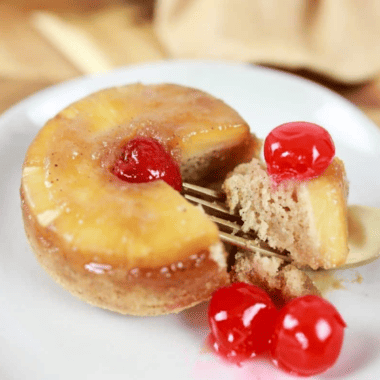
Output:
[[155, 0, 380, 83]]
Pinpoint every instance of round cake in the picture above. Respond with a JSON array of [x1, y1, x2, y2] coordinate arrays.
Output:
[[21, 83, 259, 316]]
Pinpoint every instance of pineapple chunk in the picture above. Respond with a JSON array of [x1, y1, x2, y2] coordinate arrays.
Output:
[[298, 158, 349, 268]]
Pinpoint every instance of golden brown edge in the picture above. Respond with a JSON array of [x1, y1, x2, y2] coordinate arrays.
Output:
[[21, 187, 230, 316]]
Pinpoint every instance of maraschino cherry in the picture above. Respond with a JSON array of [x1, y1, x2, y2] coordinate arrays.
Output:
[[270, 295, 346, 376], [208, 282, 278, 364], [208, 285, 346, 376], [264, 122, 335, 183], [112, 136, 182, 191]]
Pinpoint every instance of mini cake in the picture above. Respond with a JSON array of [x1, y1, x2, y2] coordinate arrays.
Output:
[[224, 122, 350, 270], [20, 83, 260, 316]]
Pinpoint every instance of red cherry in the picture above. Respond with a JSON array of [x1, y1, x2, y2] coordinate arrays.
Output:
[[208, 282, 278, 364], [112, 137, 182, 191], [270, 295, 346, 377], [264, 122, 335, 183]]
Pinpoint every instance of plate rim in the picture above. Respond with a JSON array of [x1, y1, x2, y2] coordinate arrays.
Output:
[[1, 59, 379, 136]]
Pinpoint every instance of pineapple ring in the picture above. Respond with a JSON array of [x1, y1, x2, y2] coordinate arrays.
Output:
[[21, 83, 259, 316]]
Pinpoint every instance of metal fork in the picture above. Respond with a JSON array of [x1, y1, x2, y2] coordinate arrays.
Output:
[[182, 182, 291, 262]]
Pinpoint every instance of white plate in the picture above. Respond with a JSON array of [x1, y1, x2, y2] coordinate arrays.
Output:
[[1, 60, 380, 380]]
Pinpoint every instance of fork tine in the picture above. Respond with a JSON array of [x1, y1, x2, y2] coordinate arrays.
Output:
[[182, 182, 291, 262], [183, 182, 236, 216], [207, 214, 242, 232], [183, 193, 235, 216], [208, 213, 291, 262], [219, 232, 292, 262], [182, 182, 224, 199]]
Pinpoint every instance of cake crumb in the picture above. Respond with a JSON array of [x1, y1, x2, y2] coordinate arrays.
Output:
[[231, 250, 320, 307]]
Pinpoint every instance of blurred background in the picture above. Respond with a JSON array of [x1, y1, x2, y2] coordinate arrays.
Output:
[[1, 0, 380, 128]]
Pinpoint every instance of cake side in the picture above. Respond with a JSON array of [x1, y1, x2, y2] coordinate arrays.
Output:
[[21, 185, 230, 316], [181, 133, 260, 184]]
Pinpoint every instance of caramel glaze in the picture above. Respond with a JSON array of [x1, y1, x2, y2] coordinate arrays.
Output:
[[21, 189, 229, 315]]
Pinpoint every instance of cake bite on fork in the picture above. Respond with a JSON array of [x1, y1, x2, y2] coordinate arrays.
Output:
[[183, 122, 351, 304]]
